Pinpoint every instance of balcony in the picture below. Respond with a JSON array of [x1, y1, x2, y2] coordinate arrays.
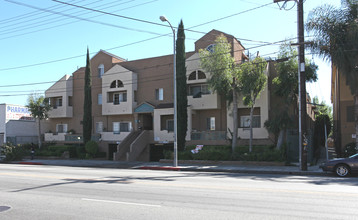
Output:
[[45, 75, 73, 118], [48, 105, 73, 118], [187, 93, 221, 110], [44, 133, 100, 143]]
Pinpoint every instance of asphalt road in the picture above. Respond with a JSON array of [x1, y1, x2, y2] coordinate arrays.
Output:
[[0, 164, 357, 220]]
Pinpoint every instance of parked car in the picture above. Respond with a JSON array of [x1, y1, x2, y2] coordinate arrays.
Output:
[[320, 153, 358, 177]]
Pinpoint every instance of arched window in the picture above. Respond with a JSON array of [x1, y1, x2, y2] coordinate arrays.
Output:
[[110, 80, 124, 88], [198, 71, 206, 79], [110, 81, 116, 88], [98, 64, 104, 78], [206, 44, 215, 53], [188, 70, 206, 81], [188, 71, 196, 80], [117, 80, 124, 87]]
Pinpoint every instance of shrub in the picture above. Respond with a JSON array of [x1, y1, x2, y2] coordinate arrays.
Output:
[[233, 145, 285, 162], [178, 145, 232, 161], [96, 151, 106, 158], [344, 142, 357, 157], [165, 145, 286, 162], [1, 144, 25, 161], [34, 145, 78, 158], [76, 145, 86, 159], [85, 141, 98, 158]]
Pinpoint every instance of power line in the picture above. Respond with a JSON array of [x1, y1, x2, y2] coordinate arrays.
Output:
[[52, 0, 168, 28], [0, 0, 83, 25], [0, 49, 318, 98], [0, 38, 305, 94], [2, 0, 161, 40], [0, 1, 280, 72]]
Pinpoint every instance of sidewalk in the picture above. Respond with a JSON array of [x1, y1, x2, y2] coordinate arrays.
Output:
[[10, 158, 327, 176]]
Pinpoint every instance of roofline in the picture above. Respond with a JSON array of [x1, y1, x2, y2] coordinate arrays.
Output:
[[91, 50, 127, 62]]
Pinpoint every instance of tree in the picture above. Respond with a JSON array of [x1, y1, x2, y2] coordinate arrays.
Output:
[[306, 0, 358, 149], [26, 94, 51, 148], [85, 140, 98, 158], [312, 97, 332, 161], [83, 48, 92, 144], [265, 43, 317, 149], [240, 56, 267, 152], [176, 20, 187, 151], [199, 35, 240, 152]]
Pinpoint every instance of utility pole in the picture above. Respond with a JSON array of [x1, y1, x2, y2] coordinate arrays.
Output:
[[274, 0, 307, 171]]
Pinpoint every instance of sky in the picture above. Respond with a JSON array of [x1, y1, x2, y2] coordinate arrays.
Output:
[[0, 0, 342, 106]]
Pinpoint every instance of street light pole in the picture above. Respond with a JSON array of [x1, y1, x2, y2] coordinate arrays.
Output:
[[160, 15, 178, 167]]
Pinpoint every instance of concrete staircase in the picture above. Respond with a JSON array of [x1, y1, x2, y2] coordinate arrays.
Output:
[[113, 130, 153, 162]]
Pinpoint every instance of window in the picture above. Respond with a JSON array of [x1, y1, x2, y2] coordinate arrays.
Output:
[[206, 117, 215, 130], [155, 88, 163, 101], [110, 81, 116, 88], [110, 80, 124, 88], [189, 84, 210, 98], [98, 64, 104, 78], [240, 115, 261, 128], [96, 122, 103, 133], [167, 119, 174, 132], [55, 98, 62, 107], [206, 44, 215, 53], [188, 71, 196, 80], [197, 71, 206, 79], [113, 122, 131, 134], [98, 94, 102, 105], [113, 122, 120, 134], [56, 124, 68, 133], [188, 70, 206, 81], [160, 115, 173, 131], [134, 90, 137, 102], [68, 96, 73, 106], [113, 92, 127, 105], [120, 123, 130, 132]]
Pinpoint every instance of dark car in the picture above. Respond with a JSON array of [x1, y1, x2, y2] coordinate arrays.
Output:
[[320, 153, 358, 177]]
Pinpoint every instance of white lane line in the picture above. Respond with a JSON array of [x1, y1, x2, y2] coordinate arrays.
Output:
[[81, 198, 161, 208]]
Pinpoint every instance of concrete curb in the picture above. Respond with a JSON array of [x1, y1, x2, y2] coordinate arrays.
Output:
[[137, 166, 326, 176], [18, 162, 44, 165], [138, 166, 182, 171], [180, 167, 327, 176], [10, 159, 328, 176]]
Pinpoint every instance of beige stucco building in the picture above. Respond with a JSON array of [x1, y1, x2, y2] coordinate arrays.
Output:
[[331, 64, 356, 155], [43, 30, 285, 161]]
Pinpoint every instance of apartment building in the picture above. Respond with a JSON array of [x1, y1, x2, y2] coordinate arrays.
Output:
[[43, 30, 284, 160], [331, 64, 356, 154]]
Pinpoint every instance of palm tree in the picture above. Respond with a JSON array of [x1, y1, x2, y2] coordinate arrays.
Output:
[[306, 0, 358, 149]]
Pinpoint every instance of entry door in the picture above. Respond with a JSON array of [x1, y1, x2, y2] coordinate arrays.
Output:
[[142, 114, 153, 130]]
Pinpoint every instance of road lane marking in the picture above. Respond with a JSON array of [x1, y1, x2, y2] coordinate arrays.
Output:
[[81, 198, 161, 208]]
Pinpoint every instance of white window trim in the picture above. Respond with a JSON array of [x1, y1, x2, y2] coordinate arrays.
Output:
[[98, 94, 102, 105], [98, 64, 104, 78], [56, 124, 68, 133], [113, 122, 132, 134], [240, 115, 261, 128], [96, 122, 103, 133], [156, 88, 164, 101], [210, 117, 215, 131]]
